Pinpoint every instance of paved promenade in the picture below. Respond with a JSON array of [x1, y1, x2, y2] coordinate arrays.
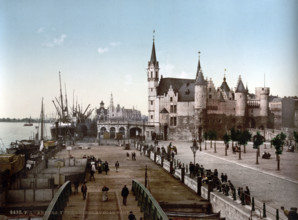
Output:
[[58, 142, 218, 220], [151, 140, 298, 217]]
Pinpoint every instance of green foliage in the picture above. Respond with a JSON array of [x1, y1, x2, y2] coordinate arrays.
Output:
[[272, 134, 283, 155], [208, 130, 217, 140], [280, 132, 286, 141], [230, 128, 238, 142], [253, 131, 264, 149], [237, 130, 251, 146], [294, 131, 298, 144], [203, 131, 208, 140], [223, 133, 231, 145]]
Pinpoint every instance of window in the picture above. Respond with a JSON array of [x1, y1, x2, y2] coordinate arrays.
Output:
[[209, 88, 211, 92], [170, 97, 173, 102], [209, 95, 212, 99], [151, 115, 153, 119], [170, 117, 177, 126], [151, 101, 153, 105], [151, 71, 153, 78], [170, 105, 177, 113], [151, 88, 153, 92]]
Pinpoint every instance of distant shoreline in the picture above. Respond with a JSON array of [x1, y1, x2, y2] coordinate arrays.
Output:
[[0, 118, 52, 123]]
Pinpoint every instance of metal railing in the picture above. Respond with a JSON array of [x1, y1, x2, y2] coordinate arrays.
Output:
[[132, 179, 168, 220], [43, 180, 72, 220]]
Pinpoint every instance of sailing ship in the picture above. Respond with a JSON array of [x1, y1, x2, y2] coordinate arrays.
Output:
[[23, 117, 33, 126]]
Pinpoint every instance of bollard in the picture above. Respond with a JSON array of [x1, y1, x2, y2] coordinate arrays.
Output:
[[154, 152, 157, 163], [276, 209, 279, 220], [207, 180, 213, 201], [170, 161, 174, 174], [263, 203, 267, 218], [197, 176, 202, 196], [251, 197, 255, 211], [161, 156, 164, 167], [181, 167, 185, 183]]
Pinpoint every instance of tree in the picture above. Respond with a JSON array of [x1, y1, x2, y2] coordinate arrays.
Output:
[[271, 134, 283, 170], [253, 132, 264, 164], [294, 131, 298, 149], [208, 130, 217, 151], [230, 128, 237, 150], [242, 130, 252, 153], [223, 133, 231, 156], [203, 131, 208, 150]]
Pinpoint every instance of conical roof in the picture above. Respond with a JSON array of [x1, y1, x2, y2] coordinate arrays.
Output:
[[195, 58, 206, 85], [220, 76, 230, 92], [236, 76, 246, 93], [149, 41, 157, 65]]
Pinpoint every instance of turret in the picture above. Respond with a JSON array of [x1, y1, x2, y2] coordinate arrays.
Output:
[[256, 87, 270, 116], [235, 76, 247, 117], [147, 36, 159, 124], [194, 52, 207, 110]]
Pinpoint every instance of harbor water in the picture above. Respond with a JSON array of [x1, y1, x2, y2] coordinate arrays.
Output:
[[0, 122, 51, 151]]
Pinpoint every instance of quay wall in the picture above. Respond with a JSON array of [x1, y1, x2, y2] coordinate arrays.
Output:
[[148, 150, 252, 220], [7, 189, 55, 203]]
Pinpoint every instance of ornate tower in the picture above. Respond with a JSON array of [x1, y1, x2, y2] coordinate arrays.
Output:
[[147, 36, 159, 125], [235, 76, 247, 117], [194, 52, 207, 139]]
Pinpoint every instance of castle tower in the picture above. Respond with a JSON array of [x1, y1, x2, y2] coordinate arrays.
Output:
[[147, 35, 159, 125], [194, 52, 207, 139], [235, 76, 247, 117], [259, 87, 270, 117]]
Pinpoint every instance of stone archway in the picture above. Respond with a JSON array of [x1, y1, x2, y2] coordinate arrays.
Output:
[[110, 127, 116, 139], [119, 127, 125, 136], [130, 127, 142, 138], [100, 127, 107, 135]]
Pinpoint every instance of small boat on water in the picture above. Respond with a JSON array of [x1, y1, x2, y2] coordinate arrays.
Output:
[[24, 117, 33, 126]]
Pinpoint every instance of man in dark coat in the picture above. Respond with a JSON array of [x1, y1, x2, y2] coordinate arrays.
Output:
[[121, 185, 129, 205], [81, 183, 87, 200]]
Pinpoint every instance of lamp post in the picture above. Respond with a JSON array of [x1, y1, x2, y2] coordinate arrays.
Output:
[[190, 140, 199, 164]]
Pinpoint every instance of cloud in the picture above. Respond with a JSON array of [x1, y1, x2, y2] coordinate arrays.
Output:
[[37, 27, 44, 33], [42, 34, 67, 47], [97, 47, 109, 54], [179, 71, 192, 79], [110, 42, 121, 47]]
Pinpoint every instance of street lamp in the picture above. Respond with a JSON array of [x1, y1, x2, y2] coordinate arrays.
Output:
[[190, 139, 199, 164]]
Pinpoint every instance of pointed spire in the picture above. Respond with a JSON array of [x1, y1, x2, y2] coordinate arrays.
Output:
[[149, 30, 157, 65], [195, 51, 206, 85], [236, 75, 246, 93]]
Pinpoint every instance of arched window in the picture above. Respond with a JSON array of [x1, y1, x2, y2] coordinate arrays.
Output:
[[110, 127, 116, 138]]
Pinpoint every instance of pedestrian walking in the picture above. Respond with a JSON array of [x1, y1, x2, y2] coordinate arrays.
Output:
[[102, 185, 109, 202], [128, 211, 136, 220], [115, 161, 120, 172], [81, 182, 87, 200], [104, 161, 109, 175], [121, 185, 129, 205]]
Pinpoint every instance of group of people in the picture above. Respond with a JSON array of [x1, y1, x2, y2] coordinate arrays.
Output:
[[126, 152, 137, 160], [189, 162, 205, 178], [262, 151, 271, 159], [232, 145, 241, 153]]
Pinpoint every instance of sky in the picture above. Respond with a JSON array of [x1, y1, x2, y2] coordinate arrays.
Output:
[[0, 0, 297, 119]]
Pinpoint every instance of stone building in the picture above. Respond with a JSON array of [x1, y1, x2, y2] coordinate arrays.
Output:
[[96, 94, 144, 139], [269, 97, 298, 130], [146, 39, 271, 141]]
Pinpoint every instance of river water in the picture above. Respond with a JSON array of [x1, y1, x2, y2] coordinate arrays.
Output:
[[0, 122, 51, 151]]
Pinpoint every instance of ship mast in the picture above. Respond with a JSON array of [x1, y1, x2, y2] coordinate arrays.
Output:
[[59, 72, 64, 121], [40, 97, 44, 141]]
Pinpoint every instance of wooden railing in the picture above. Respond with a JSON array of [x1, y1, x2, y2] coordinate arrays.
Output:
[[132, 179, 168, 220], [43, 180, 72, 220]]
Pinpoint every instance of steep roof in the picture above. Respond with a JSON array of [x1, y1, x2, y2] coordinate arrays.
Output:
[[149, 41, 158, 65], [235, 77, 246, 93], [220, 76, 230, 92], [195, 57, 207, 86], [157, 77, 195, 102], [160, 108, 169, 113]]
